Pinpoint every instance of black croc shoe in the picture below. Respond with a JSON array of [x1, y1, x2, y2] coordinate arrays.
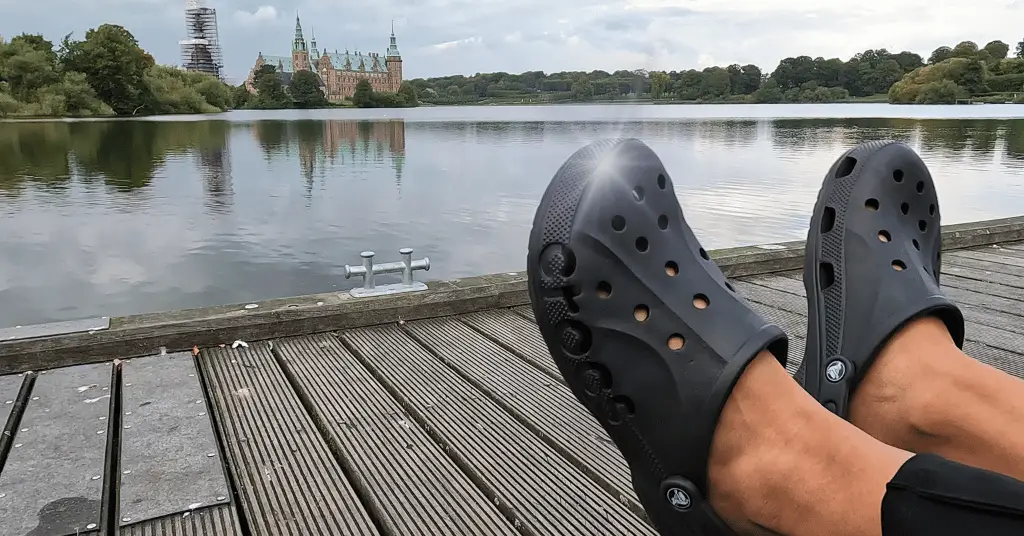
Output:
[[527, 139, 788, 535], [797, 141, 965, 417]]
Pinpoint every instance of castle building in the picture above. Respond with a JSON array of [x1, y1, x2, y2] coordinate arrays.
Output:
[[246, 15, 403, 102]]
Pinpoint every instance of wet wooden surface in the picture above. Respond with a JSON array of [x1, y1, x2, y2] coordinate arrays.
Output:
[[1, 240, 1022, 535]]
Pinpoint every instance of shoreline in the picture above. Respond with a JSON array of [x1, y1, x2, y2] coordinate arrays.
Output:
[[3, 99, 1021, 122], [2, 215, 1021, 375]]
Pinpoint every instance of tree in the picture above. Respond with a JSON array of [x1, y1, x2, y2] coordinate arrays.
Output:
[[956, 59, 989, 94], [232, 83, 251, 108], [0, 40, 59, 102], [984, 40, 1010, 61], [249, 65, 290, 109], [738, 64, 763, 93], [673, 70, 703, 100], [951, 41, 980, 59], [289, 70, 328, 108], [570, 77, 594, 101], [892, 51, 924, 73], [929, 46, 954, 64], [1016, 40, 1024, 59], [771, 55, 817, 90], [397, 82, 418, 106], [650, 71, 670, 99], [699, 67, 731, 98], [352, 79, 374, 107], [751, 78, 783, 103], [46, 71, 112, 115], [9, 34, 58, 66], [726, 65, 743, 95], [60, 25, 154, 115]]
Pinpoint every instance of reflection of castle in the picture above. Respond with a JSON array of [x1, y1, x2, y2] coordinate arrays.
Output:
[[305, 120, 406, 187], [251, 120, 406, 189]]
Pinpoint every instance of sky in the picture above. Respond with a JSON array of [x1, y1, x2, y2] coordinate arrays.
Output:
[[3, 0, 1024, 83]]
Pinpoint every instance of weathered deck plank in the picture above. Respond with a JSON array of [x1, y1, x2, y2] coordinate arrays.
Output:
[[341, 325, 657, 536], [989, 243, 1024, 257], [944, 252, 1024, 277], [0, 373, 23, 432], [119, 353, 236, 528], [274, 334, 518, 536], [0, 363, 111, 536], [198, 344, 380, 536], [511, 305, 534, 322], [738, 274, 1024, 378], [941, 272, 1024, 302], [952, 248, 1024, 269], [120, 504, 241, 536], [460, 309, 562, 380], [944, 260, 1024, 289], [403, 317, 642, 516]]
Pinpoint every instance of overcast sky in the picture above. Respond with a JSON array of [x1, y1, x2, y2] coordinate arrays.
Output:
[[3, 0, 1024, 83]]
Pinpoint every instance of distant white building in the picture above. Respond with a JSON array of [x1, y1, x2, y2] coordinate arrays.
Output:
[[178, 0, 224, 80]]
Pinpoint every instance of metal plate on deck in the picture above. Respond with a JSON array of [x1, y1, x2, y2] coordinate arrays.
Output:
[[1, 374, 24, 428], [348, 281, 428, 298], [0, 362, 111, 536], [0, 317, 110, 342], [120, 353, 231, 525]]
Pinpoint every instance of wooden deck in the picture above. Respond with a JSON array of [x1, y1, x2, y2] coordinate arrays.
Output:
[[2, 218, 1024, 536]]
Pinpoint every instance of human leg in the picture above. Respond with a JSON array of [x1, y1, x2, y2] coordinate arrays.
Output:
[[526, 139, 1024, 536], [797, 140, 1024, 482]]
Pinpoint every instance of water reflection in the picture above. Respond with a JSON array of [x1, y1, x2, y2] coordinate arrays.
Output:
[[767, 118, 1024, 169], [0, 121, 232, 194], [1, 112, 1024, 327]]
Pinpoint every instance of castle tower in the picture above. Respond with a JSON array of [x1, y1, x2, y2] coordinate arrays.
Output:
[[310, 30, 319, 69], [385, 22, 402, 92], [292, 13, 309, 71]]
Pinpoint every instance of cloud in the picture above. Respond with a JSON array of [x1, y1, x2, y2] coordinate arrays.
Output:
[[233, 5, 278, 26], [431, 36, 482, 51]]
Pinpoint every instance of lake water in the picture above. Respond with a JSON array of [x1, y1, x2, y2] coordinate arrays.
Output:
[[4, 103, 1024, 326]]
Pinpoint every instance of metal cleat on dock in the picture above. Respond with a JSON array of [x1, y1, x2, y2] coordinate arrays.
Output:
[[344, 248, 430, 298]]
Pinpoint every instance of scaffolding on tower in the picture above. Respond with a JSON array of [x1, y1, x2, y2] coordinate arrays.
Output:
[[178, 0, 224, 79]]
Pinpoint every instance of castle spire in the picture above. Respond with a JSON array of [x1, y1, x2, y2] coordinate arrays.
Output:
[[293, 12, 307, 52], [387, 22, 401, 58]]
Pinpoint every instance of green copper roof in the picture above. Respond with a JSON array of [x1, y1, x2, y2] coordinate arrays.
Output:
[[263, 55, 294, 73], [321, 51, 389, 72]]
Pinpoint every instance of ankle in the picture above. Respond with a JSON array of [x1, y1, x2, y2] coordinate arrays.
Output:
[[849, 316, 965, 450], [709, 351, 909, 536], [707, 351, 809, 533]]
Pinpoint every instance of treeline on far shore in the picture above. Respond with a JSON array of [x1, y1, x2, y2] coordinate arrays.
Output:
[[0, 24, 421, 118], [7, 25, 1024, 118], [408, 39, 1024, 106], [0, 26, 237, 117]]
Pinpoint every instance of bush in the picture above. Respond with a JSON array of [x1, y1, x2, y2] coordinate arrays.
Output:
[[0, 91, 25, 116], [915, 80, 966, 104], [890, 57, 989, 103], [146, 66, 220, 114], [986, 73, 1024, 92]]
